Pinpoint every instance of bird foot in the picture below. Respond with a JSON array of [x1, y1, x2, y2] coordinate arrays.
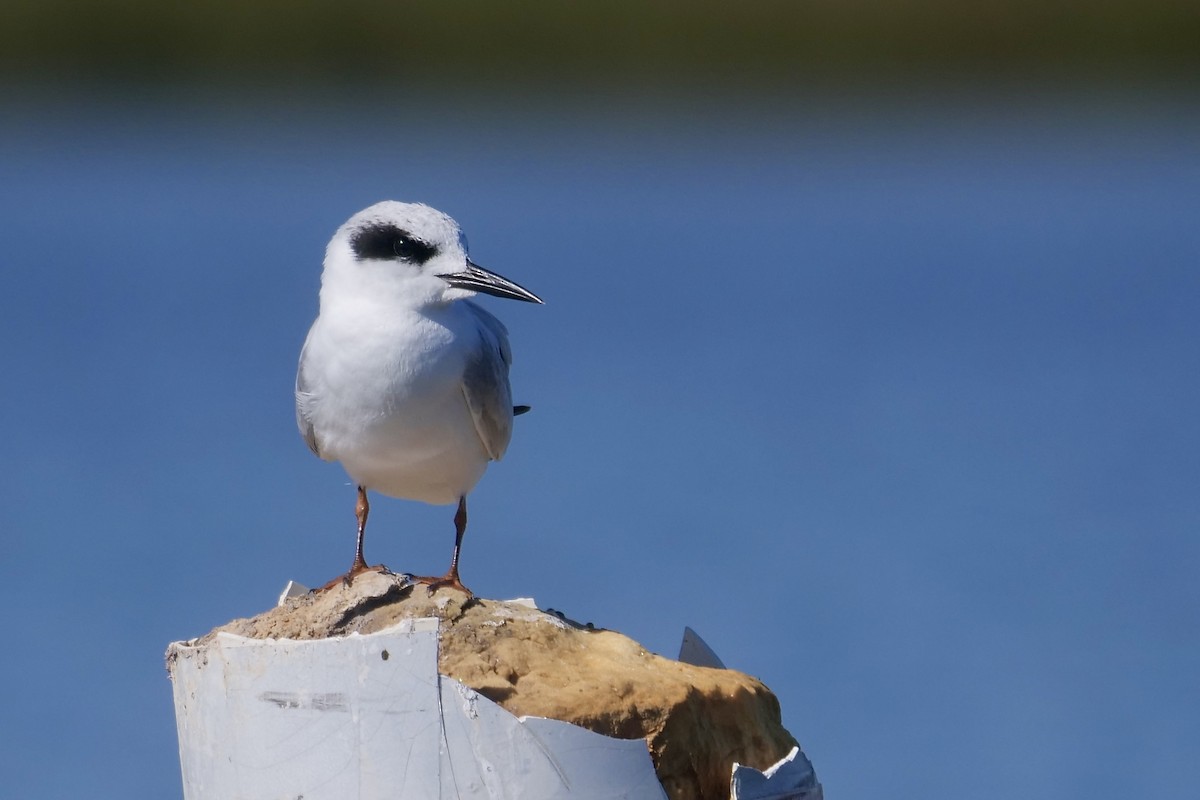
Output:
[[317, 562, 393, 592], [412, 571, 473, 598]]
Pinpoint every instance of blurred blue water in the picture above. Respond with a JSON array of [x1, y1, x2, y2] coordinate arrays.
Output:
[[1, 86, 1198, 798]]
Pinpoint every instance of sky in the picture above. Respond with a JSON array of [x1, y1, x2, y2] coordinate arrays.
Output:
[[1, 84, 1198, 798]]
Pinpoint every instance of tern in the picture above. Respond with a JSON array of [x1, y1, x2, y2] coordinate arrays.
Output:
[[295, 201, 542, 595]]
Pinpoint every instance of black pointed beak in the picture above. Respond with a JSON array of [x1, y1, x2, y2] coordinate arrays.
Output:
[[438, 260, 544, 304]]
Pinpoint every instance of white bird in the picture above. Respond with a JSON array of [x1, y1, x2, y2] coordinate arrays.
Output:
[[295, 201, 542, 595]]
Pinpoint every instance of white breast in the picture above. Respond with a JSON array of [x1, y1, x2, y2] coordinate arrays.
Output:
[[299, 302, 492, 505]]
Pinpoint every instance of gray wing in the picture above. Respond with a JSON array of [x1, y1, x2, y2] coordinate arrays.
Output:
[[461, 300, 515, 461], [294, 326, 322, 457]]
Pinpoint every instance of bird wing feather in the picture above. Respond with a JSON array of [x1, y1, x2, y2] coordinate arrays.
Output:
[[460, 300, 515, 461], [294, 326, 322, 457]]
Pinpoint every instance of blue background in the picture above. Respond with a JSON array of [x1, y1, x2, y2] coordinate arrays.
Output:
[[1, 86, 1198, 797]]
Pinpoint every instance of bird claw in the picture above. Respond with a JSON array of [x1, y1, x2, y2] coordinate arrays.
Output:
[[317, 562, 393, 592], [413, 572, 473, 598]]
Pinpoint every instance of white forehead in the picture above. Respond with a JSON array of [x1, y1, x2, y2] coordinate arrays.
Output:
[[339, 201, 468, 250]]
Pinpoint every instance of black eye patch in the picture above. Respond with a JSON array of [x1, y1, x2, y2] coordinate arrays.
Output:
[[350, 223, 438, 264]]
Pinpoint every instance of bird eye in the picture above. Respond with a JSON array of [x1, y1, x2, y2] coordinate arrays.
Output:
[[392, 235, 430, 261], [350, 223, 438, 264]]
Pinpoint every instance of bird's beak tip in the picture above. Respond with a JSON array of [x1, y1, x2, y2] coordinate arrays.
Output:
[[440, 262, 543, 305]]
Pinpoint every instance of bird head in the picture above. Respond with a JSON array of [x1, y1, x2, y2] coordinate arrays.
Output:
[[320, 201, 543, 308]]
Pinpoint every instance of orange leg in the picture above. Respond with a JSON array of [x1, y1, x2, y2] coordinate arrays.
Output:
[[415, 496, 473, 597], [350, 485, 370, 575], [319, 485, 387, 591]]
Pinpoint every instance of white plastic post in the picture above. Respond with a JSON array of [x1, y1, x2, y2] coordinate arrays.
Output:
[[167, 619, 668, 800]]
